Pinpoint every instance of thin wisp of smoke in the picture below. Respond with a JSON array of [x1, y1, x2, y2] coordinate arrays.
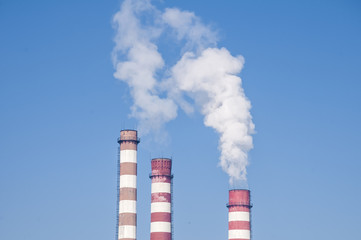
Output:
[[112, 0, 254, 185]]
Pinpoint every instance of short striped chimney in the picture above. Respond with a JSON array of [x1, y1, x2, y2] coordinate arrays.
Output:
[[227, 189, 252, 240], [117, 130, 139, 240], [150, 158, 173, 240]]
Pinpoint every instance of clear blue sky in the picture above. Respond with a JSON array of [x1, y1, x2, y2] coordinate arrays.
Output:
[[1, 0, 361, 240]]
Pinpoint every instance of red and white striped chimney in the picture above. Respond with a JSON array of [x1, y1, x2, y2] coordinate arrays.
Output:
[[227, 189, 252, 240], [117, 130, 139, 240], [150, 158, 173, 240]]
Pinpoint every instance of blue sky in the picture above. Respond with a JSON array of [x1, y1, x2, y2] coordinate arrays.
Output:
[[1, 0, 361, 240]]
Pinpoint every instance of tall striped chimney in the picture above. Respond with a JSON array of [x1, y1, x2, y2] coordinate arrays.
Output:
[[117, 130, 139, 240], [150, 158, 173, 240], [227, 189, 252, 240]]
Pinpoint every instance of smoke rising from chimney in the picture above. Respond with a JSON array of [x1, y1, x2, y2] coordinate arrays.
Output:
[[112, 0, 255, 185], [112, 0, 177, 134]]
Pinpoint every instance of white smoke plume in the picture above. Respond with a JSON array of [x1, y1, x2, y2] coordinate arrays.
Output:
[[112, 0, 177, 134], [112, 0, 255, 185]]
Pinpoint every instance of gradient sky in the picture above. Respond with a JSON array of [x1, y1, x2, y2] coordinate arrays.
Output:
[[1, 1, 361, 240]]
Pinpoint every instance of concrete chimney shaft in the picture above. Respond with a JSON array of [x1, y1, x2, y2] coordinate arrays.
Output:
[[227, 189, 252, 240], [150, 158, 173, 240], [118, 130, 139, 240]]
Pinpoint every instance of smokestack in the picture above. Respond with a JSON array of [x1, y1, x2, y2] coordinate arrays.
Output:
[[227, 189, 252, 240], [150, 158, 173, 240], [117, 130, 140, 240]]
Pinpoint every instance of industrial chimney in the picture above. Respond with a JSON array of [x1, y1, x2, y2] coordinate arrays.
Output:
[[117, 130, 140, 240], [227, 189, 252, 240], [150, 158, 173, 240]]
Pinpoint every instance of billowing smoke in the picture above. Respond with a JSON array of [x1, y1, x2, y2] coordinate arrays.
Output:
[[112, 0, 255, 185], [112, 0, 177, 134]]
